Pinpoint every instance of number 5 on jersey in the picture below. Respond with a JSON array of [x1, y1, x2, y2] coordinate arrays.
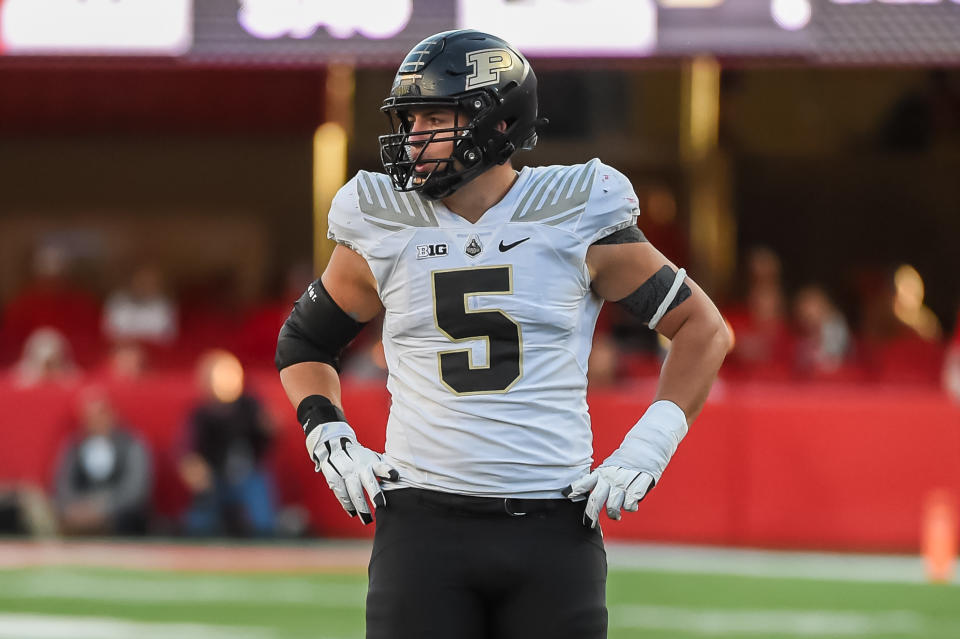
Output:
[[431, 266, 523, 395]]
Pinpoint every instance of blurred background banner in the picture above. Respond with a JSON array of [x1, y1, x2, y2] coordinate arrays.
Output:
[[193, 0, 960, 65], [5, 1, 960, 64], [456, 0, 659, 57], [194, 0, 960, 65], [188, 0, 454, 66], [0, 0, 194, 56]]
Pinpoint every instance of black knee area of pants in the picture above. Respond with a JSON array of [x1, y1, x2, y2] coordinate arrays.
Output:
[[365, 488, 608, 639]]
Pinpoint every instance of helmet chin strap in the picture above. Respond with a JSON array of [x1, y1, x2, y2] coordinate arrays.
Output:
[[420, 160, 486, 200]]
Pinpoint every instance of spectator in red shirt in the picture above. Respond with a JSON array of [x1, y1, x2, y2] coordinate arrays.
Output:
[[10, 327, 81, 389], [0, 245, 101, 367], [943, 308, 960, 402], [792, 284, 854, 380], [723, 247, 794, 380], [860, 265, 943, 385], [232, 260, 313, 369]]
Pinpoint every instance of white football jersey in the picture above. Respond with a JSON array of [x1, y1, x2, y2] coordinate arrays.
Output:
[[328, 158, 640, 498]]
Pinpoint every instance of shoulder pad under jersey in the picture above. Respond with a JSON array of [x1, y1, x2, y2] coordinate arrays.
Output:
[[508, 159, 639, 244], [576, 159, 641, 244], [508, 161, 596, 228], [327, 171, 440, 256]]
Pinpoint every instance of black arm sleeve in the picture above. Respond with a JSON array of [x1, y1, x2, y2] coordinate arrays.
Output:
[[616, 265, 691, 326], [274, 279, 366, 372]]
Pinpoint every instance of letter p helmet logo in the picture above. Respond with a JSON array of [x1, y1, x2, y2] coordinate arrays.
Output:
[[465, 49, 514, 90]]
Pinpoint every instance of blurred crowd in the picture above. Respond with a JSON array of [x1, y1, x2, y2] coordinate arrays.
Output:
[[0, 244, 312, 538], [0, 244, 320, 384], [4, 234, 957, 394], [590, 244, 959, 393], [0, 348, 284, 539], [1, 237, 959, 539]]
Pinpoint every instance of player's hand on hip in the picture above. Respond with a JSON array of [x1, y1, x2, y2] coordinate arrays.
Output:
[[563, 467, 654, 528], [564, 400, 687, 528], [296, 396, 399, 524], [316, 437, 399, 524], [302, 411, 399, 524]]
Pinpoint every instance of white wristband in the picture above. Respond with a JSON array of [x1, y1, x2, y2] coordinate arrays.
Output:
[[305, 420, 357, 471], [602, 400, 688, 483]]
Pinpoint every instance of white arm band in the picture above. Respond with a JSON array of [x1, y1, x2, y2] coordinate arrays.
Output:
[[648, 268, 687, 330], [601, 400, 689, 484], [305, 421, 357, 471]]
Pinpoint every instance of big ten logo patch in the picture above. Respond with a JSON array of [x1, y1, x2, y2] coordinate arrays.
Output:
[[417, 243, 448, 259]]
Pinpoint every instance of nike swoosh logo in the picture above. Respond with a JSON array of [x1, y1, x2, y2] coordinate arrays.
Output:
[[498, 237, 530, 252]]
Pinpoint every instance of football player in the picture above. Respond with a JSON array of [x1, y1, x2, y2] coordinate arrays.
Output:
[[277, 29, 731, 639]]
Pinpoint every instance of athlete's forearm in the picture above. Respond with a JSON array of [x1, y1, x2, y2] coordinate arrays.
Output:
[[279, 361, 343, 410], [654, 310, 730, 423]]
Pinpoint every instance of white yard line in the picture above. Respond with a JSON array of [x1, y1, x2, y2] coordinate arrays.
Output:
[[0, 540, 371, 573], [5, 571, 366, 607], [604, 542, 956, 585], [0, 613, 277, 639], [0, 539, 954, 586], [609, 605, 927, 636]]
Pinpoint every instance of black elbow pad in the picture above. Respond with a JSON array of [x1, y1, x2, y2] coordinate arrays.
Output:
[[275, 279, 366, 372]]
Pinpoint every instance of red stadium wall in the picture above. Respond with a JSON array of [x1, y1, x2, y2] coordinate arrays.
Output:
[[2, 371, 958, 552]]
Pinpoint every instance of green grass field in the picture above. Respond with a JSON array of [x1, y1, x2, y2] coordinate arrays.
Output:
[[0, 545, 957, 639]]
